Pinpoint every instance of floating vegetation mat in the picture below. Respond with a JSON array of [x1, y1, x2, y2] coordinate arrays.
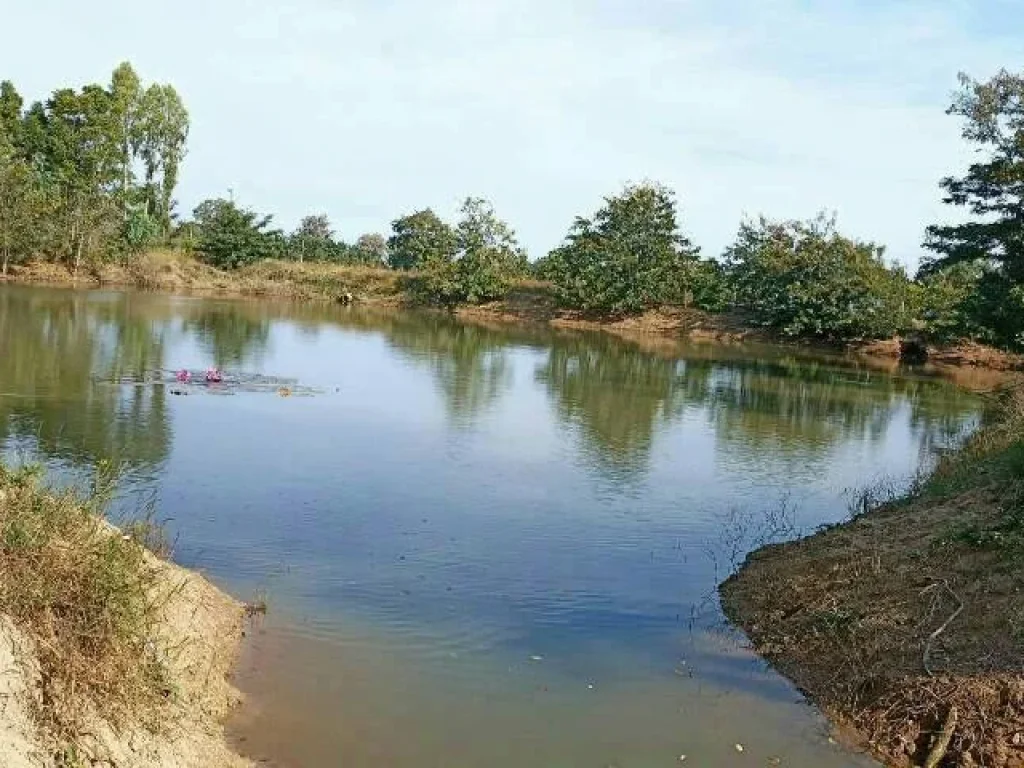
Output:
[[100, 370, 320, 397]]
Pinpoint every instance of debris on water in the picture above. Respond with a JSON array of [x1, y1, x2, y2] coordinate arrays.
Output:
[[734, 743, 744, 753], [587, 683, 594, 689], [677, 756, 687, 763], [101, 370, 318, 397], [529, 655, 544, 662]]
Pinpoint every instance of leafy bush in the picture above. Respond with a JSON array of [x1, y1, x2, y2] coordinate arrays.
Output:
[[548, 182, 702, 315], [387, 209, 456, 270], [912, 262, 985, 344], [415, 198, 527, 306], [726, 214, 912, 339], [192, 198, 283, 270]]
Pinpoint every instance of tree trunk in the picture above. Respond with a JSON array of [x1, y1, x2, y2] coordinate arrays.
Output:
[[2, 249, 8, 276]]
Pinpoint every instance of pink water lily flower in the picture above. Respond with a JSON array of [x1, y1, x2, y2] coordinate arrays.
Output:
[[176, 369, 191, 383], [205, 367, 223, 383]]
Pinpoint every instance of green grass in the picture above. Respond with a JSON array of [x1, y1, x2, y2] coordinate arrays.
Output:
[[926, 386, 1024, 551]]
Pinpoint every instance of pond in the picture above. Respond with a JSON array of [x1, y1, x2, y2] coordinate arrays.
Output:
[[0, 284, 983, 767]]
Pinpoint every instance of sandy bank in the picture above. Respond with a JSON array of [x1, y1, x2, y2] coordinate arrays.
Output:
[[0, 518, 251, 767]]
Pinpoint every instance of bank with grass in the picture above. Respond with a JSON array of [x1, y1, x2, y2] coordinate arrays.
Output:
[[4, 252, 1022, 378], [720, 385, 1024, 767], [0, 463, 250, 767]]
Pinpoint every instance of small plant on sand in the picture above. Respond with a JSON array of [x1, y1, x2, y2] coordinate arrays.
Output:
[[0, 462, 171, 749]]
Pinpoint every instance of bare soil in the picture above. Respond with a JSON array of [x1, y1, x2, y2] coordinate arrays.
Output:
[[0, 532, 251, 768], [721, 388, 1024, 768]]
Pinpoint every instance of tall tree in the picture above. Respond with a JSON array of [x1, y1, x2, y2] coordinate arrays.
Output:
[[0, 138, 52, 274], [109, 62, 143, 218], [44, 85, 120, 272], [0, 81, 23, 148], [387, 208, 456, 270], [137, 84, 189, 232], [923, 70, 1024, 348]]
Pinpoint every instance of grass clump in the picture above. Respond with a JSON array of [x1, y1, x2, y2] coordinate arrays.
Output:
[[0, 462, 169, 748]]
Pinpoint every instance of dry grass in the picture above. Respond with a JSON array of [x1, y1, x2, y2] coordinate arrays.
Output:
[[0, 462, 173, 753], [721, 386, 1024, 767]]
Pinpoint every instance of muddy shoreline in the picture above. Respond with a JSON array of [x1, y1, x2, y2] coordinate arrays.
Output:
[[720, 387, 1024, 768], [4, 257, 1022, 379]]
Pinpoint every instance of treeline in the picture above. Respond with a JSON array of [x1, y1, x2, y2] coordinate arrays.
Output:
[[0, 63, 187, 274], [1, 64, 1022, 350]]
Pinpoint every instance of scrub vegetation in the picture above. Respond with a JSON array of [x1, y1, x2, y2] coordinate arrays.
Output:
[[2, 65, 1024, 356]]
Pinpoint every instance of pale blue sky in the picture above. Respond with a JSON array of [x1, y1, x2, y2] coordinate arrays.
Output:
[[1, 0, 1020, 268]]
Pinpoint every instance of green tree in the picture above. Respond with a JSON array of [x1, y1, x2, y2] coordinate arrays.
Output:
[[923, 70, 1024, 349], [290, 213, 334, 262], [193, 198, 282, 269], [0, 139, 53, 274], [0, 81, 23, 148], [417, 197, 527, 306], [109, 62, 143, 219], [726, 214, 911, 339], [548, 182, 701, 315], [43, 85, 121, 272], [912, 262, 985, 344], [353, 232, 388, 264], [387, 208, 455, 270], [136, 84, 189, 233]]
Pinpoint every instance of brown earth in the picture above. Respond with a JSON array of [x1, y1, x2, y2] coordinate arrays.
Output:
[[721, 387, 1024, 768], [5, 254, 1024, 377], [0, 529, 251, 768]]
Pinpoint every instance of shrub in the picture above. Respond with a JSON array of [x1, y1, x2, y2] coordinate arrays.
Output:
[[726, 214, 912, 339], [414, 197, 526, 306], [192, 198, 283, 270], [0, 462, 168, 745], [548, 182, 701, 315]]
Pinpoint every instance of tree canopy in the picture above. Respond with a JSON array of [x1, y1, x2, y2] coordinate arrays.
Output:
[[727, 214, 912, 340], [387, 209, 456, 270], [547, 183, 703, 315], [414, 198, 527, 306], [0, 63, 189, 271], [923, 69, 1024, 349]]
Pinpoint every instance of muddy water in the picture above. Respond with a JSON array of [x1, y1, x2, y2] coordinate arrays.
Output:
[[0, 284, 982, 767]]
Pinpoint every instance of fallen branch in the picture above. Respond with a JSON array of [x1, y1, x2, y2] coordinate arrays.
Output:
[[923, 705, 958, 768], [921, 582, 964, 677]]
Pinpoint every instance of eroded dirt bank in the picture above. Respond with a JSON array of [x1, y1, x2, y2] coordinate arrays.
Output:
[[4, 255, 1022, 376], [721, 386, 1024, 767], [0, 466, 251, 768]]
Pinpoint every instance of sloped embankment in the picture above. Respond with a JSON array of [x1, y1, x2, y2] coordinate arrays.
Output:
[[722, 386, 1024, 767], [0, 464, 250, 767]]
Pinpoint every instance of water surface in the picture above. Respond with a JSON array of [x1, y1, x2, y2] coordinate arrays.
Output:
[[0, 284, 983, 767]]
